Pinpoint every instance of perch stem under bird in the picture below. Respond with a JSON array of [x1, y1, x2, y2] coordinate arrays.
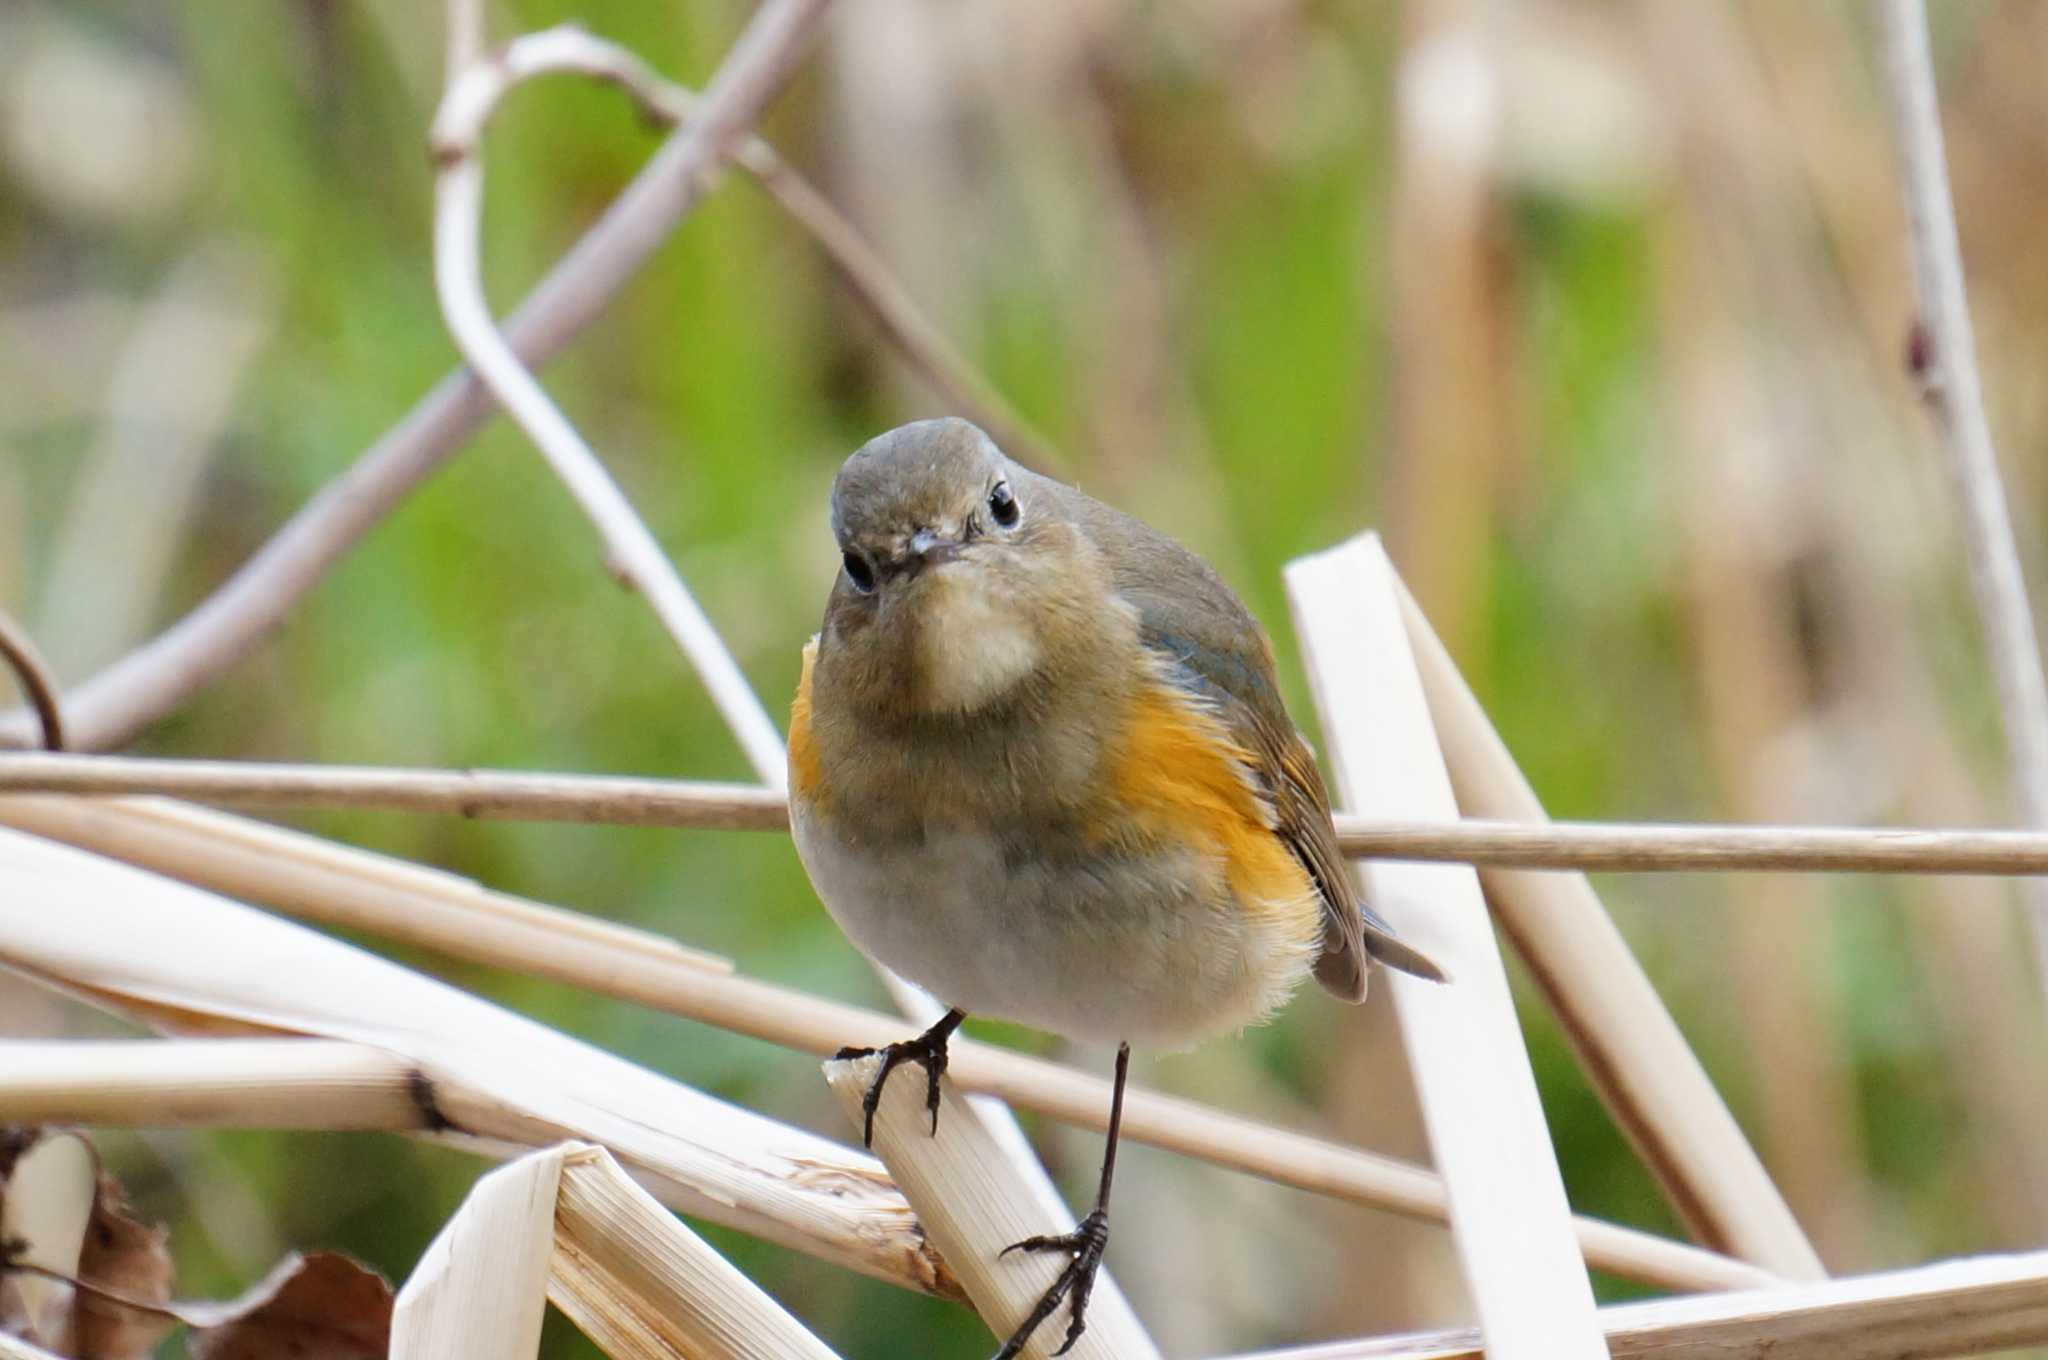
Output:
[[791, 419, 1443, 1356]]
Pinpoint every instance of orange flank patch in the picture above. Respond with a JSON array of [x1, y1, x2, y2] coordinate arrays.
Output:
[[1105, 680, 1316, 920], [788, 638, 825, 806]]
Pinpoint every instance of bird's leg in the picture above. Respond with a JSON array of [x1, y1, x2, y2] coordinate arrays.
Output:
[[834, 1007, 967, 1148], [993, 1042, 1129, 1359]]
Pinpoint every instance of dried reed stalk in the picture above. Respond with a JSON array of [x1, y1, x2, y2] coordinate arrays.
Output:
[[0, 793, 1772, 1293], [1291, 535, 1604, 1357], [552, 1142, 847, 1359], [0, 1039, 420, 1130], [15, 754, 2048, 878], [824, 1054, 1156, 1360], [1225, 1248, 2048, 1359], [0, 794, 729, 970], [391, 1139, 561, 1359], [0, 827, 960, 1302], [1396, 580, 1824, 1277]]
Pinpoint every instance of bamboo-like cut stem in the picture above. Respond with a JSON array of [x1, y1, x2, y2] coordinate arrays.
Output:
[[823, 1055, 1156, 1360], [392, 1141, 561, 1360], [0, 1039, 422, 1129], [551, 1145, 847, 1360]]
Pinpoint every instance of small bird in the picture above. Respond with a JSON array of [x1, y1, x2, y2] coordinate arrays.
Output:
[[790, 418, 1443, 1358]]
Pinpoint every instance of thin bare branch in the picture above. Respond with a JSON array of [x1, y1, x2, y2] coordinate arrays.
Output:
[[1880, 0, 2048, 984], [20, 753, 2048, 877], [735, 139, 1067, 477], [0, 612, 62, 751], [431, 21, 818, 787], [429, 25, 1061, 473], [1336, 817, 2048, 876], [0, 0, 833, 755]]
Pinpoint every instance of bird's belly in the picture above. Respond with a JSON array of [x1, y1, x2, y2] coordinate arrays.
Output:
[[792, 807, 1319, 1048]]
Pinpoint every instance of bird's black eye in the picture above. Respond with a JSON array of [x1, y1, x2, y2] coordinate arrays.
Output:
[[842, 552, 875, 594], [988, 481, 1020, 529]]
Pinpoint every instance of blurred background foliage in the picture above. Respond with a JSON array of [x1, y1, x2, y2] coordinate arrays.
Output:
[[5, 0, 2048, 1355]]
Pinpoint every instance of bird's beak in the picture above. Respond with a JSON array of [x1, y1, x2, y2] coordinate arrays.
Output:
[[901, 527, 963, 572]]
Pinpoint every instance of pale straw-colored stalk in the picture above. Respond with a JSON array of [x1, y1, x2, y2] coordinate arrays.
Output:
[[824, 1054, 1157, 1360], [1289, 533, 1604, 1358], [0, 792, 1773, 1294], [13, 753, 2048, 877], [391, 1141, 561, 1359], [551, 1142, 846, 1360], [0, 827, 960, 1302], [0, 1039, 419, 1130], [1225, 1248, 2048, 1360], [1395, 579, 1823, 1276]]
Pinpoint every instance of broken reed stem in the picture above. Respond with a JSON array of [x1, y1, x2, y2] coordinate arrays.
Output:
[[551, 1145, 848, 1360], [823, 1054, 1156, 1360], [0, 795, 1770, 1296], [15, 753, 2048, 877], [1879, 0, 2048, 991], [392, 1135, 560, 1359]]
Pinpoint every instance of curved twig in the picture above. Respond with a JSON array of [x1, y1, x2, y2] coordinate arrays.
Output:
[[431, 26, 1060, 479], [0, 610, 63, 751], [1880, 0, 2048, 984], [430, 16, 827, 789], [0, 0, 835, 755]]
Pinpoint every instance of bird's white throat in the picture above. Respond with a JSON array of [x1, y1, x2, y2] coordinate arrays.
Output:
[[915, 569, 1042, 712]]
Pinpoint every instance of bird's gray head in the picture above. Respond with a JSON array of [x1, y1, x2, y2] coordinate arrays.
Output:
[[829, 417, 1023, 591], [817, 419, 1109, 718]]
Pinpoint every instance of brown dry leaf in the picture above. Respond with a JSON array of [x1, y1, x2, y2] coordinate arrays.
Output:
[[0, 1127, 175, 1360], [67, 1175, 172, 1360], [182, 1253, 391, 1360]]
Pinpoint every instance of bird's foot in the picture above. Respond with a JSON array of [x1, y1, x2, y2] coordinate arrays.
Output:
[[993, 1207, 1110, 1359], [833, 1012, 960, 1148]]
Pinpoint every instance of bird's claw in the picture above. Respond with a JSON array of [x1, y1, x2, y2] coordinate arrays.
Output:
[[993, 1207, 1110, 1358], [834, 1032, 950, 1148]]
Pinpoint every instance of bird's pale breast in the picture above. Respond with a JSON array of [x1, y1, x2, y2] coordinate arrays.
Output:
[[789, 639, 1324, 1047]]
